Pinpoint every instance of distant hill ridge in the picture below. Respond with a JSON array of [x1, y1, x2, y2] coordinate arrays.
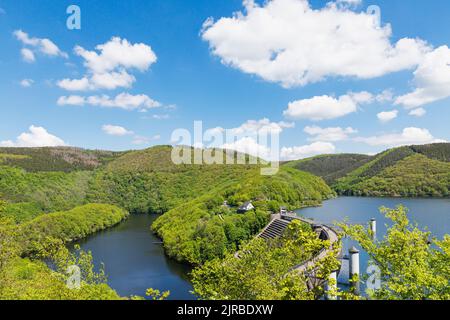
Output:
[[0, 146, 123, 172], [285, 143, 450, 197]]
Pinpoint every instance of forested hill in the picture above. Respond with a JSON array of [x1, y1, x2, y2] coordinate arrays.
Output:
[[0, 145, 333, 265], [283, 153, 372, 185], [88, 146, 334, 264], [0, 147, 123, 172], [285, 143, 450, 198]]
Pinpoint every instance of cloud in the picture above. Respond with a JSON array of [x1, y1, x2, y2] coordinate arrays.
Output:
[[57, 95, 86, 106], [377, 110, 398, 123], [201, 0, 430, 87], [20, 79, 34, 87], [197, 119, 295, 160], [230, 118, 294, 135], [57, 70, 135, 91], [102, 125, 133, 136], [208, 118, 294, 137], [74, 37, 157, 74], [57, 93, 161, 111], [409, 108, 426, 117], [283, 91, 373, 121], [20, 48, 35, 63], [132, 134, 161, 145], [304, 126, 357, 141], [14, 30, 68, 61], [375, 89, 394, 103], [58, 37, 156, 91], [0, 125, 66, 147], [395, 46, 450, 109], [280, 142, 336, 161], [152, 114, 170, 120], [57, 77, 91, 91], [354, 127, 445, 147]]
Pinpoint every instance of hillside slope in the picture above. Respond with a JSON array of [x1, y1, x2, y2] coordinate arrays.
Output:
[[0, 147, 123, 172], [284, 154, 372, 184], [151, 166, 333, 264], [87, 146, 333, 263], [285, 143, 450, 198]]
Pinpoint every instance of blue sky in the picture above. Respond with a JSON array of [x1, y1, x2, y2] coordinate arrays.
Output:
[[0, 0, 449, 159]]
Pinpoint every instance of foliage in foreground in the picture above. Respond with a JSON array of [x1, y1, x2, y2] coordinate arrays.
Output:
[[340, 206, 450, 300], [0, 208, 121, 300], [191, 221, 341, 300]]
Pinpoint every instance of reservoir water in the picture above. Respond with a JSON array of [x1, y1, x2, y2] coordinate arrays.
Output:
[[74, 197, 449, 299], [295, 197, 450, 289], [72, 214, 194, 299]]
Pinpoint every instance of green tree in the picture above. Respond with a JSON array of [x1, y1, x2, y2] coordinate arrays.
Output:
[[340, 206, 450, 300], [191, 221, 340, 300]]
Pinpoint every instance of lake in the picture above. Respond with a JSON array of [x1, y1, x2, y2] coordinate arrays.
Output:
[[72, 214, 194, 300], [73, 197, 449, 299], [295, 197, 450, 289]]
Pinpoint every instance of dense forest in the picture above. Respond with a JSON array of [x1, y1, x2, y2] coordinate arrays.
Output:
[[86, 146, 333, 264], [0, 145, 333, 298], [285, 143, 450, 197], [151, 166, 332, 264], [0, 147, 123, 172], [1, 143, 448, 300]]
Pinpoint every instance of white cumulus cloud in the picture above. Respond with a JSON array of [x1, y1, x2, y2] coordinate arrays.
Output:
[[102, 125, 133, 136], [354, 127, 445, 147], [377, 110, 398, 123], [304, 126, 357, 141], [280, 142, 336, 161], [201, 0, 430, 87], [409, 108, 426, 117], [208, 118, 294, 137], [395, 46, 450, 109], [57, 93, 161, 111], [0, 125, 66, 147], [58, 37, 156, 91], [14, 30, 68, 61], [283, 92, 373, 121], [20, 79, 34, 87], [20, 48, 35, 63]]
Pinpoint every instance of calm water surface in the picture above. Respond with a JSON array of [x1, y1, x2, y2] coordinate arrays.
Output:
[[295, 197, 450, 288], [72, 214, 194, 300], [73, 197, 449, 298]]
